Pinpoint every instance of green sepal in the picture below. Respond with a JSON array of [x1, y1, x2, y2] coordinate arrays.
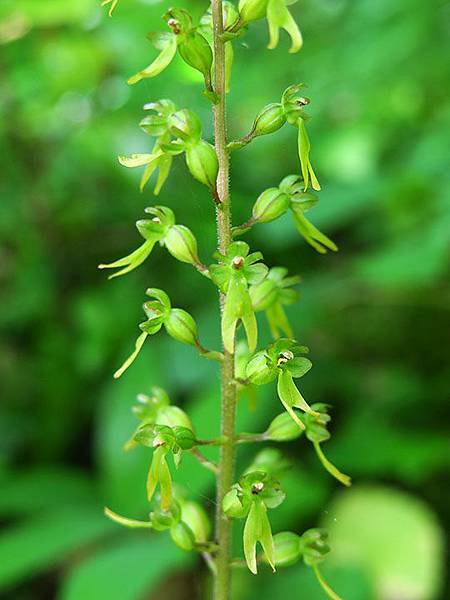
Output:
[[128, 32, 177, 84]]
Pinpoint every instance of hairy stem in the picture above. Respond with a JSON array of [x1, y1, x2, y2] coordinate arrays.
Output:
[[211, 1, 237, 598]]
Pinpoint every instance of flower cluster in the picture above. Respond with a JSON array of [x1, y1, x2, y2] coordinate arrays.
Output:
[[99, 2, 347, 598]]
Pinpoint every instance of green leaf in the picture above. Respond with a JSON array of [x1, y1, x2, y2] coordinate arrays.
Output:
[[127, 33, 177, 85]]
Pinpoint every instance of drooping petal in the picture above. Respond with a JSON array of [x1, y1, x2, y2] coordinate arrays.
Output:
[[118, 154, 155, 168], [312, 564, 343, 600], [276, 371, 306, 430], [114, 331, 148, 379], [258, 502, 276, 572], [266, 0, 303, 53], [313, 441, 351, 487], [128, 33, 177, 85], [98, 239, 156, 279], [101, 0, 119, 18], [104, 507, 153, 528], [297, 118, 321, 191], [243, 501, 260, 574]]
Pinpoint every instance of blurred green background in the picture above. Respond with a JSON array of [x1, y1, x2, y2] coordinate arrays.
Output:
[[1, 0, 449, 598]]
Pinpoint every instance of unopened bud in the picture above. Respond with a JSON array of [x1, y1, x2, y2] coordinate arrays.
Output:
[[181, 500, 211, 542], [238, 0, 268, 23], [252, 103, 286, 137], [157, 405, 193, 430], [168, 109, 202, 144], [170, 521, 195, 551], [246, 351, 277, 385], [185, 140, 218, 189], [178, 32, 213, 79], [252, 187, 290, 223], [266, 412, 303, 442], [164, 224, 200, 265], [290, 191, 319, 213], [273, 532, 302, 567], [165, 308, 199, 347], [173, 426, 196, 450]]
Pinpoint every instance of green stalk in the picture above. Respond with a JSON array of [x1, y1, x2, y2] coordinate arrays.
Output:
[[211, 1, 237, 598]]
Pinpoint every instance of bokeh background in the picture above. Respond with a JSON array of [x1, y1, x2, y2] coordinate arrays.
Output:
[[1, 0, 449, 598]]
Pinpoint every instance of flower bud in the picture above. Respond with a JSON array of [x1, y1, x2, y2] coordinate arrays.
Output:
[[290, 191, 319, 213], [181, 500, 211, 543], [167, 109, 202, 144], [165, 308, 199, 347], [134, 423, 174, 448], [251, 103, 286, 137], [273, 532, 302, 567], [249, 278, 277, 311], [238, 0, 268, 23], [150, 501, 181, 531], [163, 7, 192, 33], [279, 174, 303, 196], [222, 488, 248, 518], [157, 405, 193, 430], [300, 528, 330, 566], [178, 32, 213, 79], [139, 114, 168, 137], [252, 187, 290, 223], [246, 351, 277, 385], [266, 412, 303, 442], [164, 225, 200, 265], [170, 521, 196, 551], [185, 140, 218, 189], [172, 426, 196, 450]]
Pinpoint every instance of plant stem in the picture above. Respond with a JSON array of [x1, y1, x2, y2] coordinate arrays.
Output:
[[211, 1, 237, 599]]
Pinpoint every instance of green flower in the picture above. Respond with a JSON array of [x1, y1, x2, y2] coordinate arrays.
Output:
[[223, 469, 285, 573], [281, 85, 321, 191], [246, 338, 319, 429], [250, 267, 300, 337], [113, 288, 202, 379], [98, 206, 174, 278], [210, 241, 268, 352]]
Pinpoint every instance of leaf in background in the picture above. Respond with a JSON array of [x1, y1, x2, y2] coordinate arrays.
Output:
[[0, 506, 114, 591], [60, 535, 194, 600], [323, 486, 445, 600], [0, 469, 93, 517]]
